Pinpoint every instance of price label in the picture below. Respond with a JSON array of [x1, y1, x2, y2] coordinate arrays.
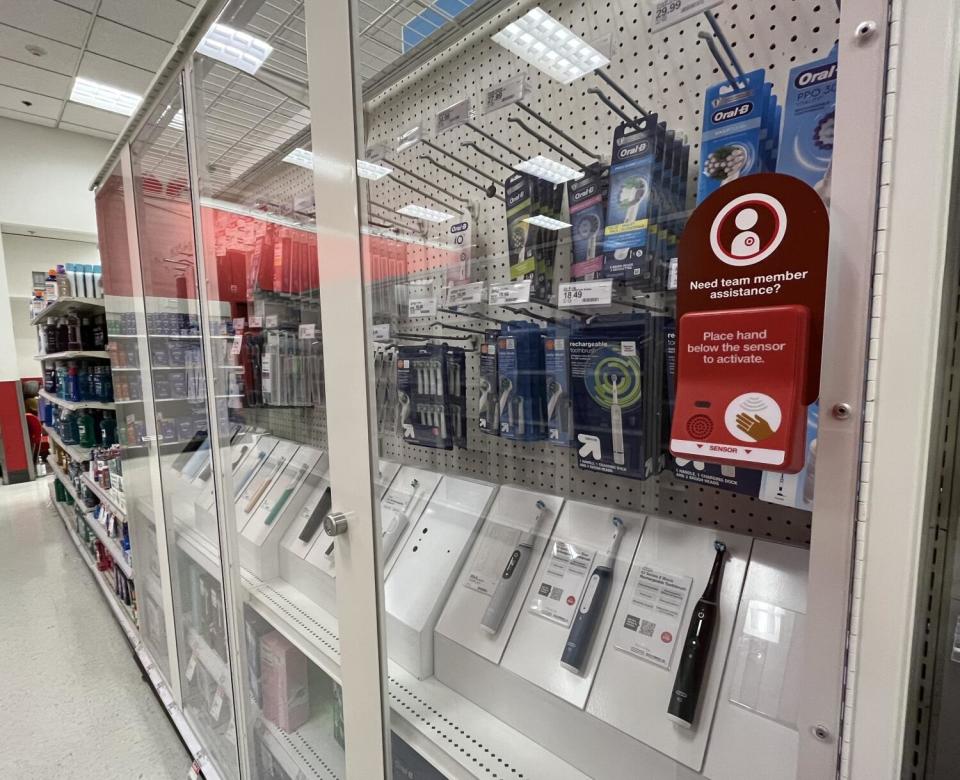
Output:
[[651, 0, 722, 32], [298, 323, 316, 339], [209, 687, 224, 721], [372, 324, 391, 342], [558, 279, 613, 308], [230, 335, 243, 356], [232, 317, 245, 333], [185, 652, 198, 682], [265, 314, 279, 328], [408, 295, 438, 318], [483, 76, 526, 114], [396, 124, 423, 153], [435, 98, 472, 134], [445, 281, 485, 306], [248, 316, 263, 328], [488, 279, 532, 305]]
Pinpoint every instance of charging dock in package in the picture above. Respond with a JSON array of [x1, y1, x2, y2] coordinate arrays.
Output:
[[670, 305, 810, 472]]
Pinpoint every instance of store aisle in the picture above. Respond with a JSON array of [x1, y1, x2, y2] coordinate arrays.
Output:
[[0, 478, 190, 779]]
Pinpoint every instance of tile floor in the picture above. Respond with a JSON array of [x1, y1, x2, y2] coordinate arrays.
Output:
[[0, 477, 191, 779]]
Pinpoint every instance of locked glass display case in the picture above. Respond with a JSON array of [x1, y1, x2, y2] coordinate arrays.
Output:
[[91, 0, 896, 777]]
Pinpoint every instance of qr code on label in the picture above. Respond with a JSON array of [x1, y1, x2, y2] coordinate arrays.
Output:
[[639, 619, 656, 637]]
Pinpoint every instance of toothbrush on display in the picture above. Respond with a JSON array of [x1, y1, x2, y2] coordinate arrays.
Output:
[[381, 479, 421, 560], [561, 516, 625, 674], [244, 456, 287, 514], [610, 376, 625, 466], [481, 500, 550, 634], [234, 450, 267, 496], [668, 541, 727, 728], [263, 462, 308, 526], [298, 486, 331, 543]]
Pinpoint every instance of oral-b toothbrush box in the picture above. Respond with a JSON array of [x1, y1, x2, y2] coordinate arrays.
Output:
[[533, 179, 563, 300], [505, 173, 536, 282], [544, 325, 574, 446], [570, 316, 652, 480], [478, 330, 500, 436], [568, 169, 608, 281], [697, 69, 768, 204], [778, 47, 838, 201], [497, 322, 544, 441], [602, 116, 658, 284]]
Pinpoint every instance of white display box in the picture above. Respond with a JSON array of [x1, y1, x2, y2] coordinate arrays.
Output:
[[435, 486, 565, 665], [379, 466, 442, 575], [585, 518, 750, 771], [499, 501, 646, 708], [384, 475, 496, 679], [700, 540, 808, 780], [235, 440, 301, 529], [238, 446, 324, 579]]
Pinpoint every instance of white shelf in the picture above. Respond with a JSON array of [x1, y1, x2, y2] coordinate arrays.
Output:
[[31, 296, 104, 326], [35, 350, 110, 361], [256, 704, 344, 780], [39, 389, 114, 411], [44, 424, 93, 462], [48, 482, 224, 780], [49, 458, 133, 577], [80, 472, 126, 521]]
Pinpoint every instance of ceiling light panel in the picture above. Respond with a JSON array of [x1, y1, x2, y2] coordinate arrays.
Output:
[[524, 215, 571, 230], [397, 204, 455, 223], [515, 155, 584, 184], [283, 148, 314, 169], [357, 159, 393, 180], [492, 8, 610, 84], [196, 23, 273, 76], [69, 77, 141, 116]]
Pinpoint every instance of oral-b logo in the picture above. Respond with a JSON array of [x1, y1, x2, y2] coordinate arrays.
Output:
[[795, 63, 837, 88], [507, 190, 524, 207], [572, 186, 595, 202], [450, 222, 468, 233], [712, 102, 752, 123], [617, 140, 648, 159]]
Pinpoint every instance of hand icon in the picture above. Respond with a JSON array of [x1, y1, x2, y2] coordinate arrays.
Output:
[[735, 413, 776, 442]]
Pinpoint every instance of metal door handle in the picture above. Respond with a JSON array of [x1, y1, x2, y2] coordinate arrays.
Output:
[[323, 511, 349, 537]]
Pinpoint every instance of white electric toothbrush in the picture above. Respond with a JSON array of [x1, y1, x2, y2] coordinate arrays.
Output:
[[382, 479, 421, 560], [610, 376, 625, 466]]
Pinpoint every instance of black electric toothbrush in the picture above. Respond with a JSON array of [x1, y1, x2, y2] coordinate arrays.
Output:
[[667, 540, 727, 727], [560, 516, 624, 674]]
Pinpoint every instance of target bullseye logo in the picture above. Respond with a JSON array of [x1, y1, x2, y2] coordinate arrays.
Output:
[[709, 192, 788, 267], [686, 414, 714, 440]]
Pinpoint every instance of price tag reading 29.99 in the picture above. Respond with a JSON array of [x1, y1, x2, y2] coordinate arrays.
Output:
[[558, 279, 613, 308]]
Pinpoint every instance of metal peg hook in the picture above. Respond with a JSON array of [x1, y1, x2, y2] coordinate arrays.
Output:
[[587, 87, 640, 126], [386, 175, 456, 212], [703, 9, 745, 78], [383, 159, 467, 205], [438, 307, 509, 326], [418, 155, 503, 200], [427, 321, 487, 336], [516, 102, 597, 161], [460, 141, 515, 172], [697, 32, 739, 90], [507, 117, 592, 170], [421, 140, 502, 187], [466, 121, 524, 161], [594, 70, 650, 119]]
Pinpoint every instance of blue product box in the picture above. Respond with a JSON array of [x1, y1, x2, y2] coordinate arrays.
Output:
[[544, 325, 573, 446], [697, 69, 769, 203], [497, 322, 544, 441], [477, 330, 499, 435], [778, 47, 838, 199]]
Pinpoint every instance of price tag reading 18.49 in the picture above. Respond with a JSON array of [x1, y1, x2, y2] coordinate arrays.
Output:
[[558, 279, 613, 308]]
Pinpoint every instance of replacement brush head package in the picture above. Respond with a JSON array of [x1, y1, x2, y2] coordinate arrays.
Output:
[[395, 344, 452, 450], [505, 173, 537, 283], [445, 346, 468, 448], [478, 330, 500, 436], [567, 168, 607, 281], [497, 322, 545, 441], [778, 46, 838, 201], [697, 69, 770, 204], [602, 116, 658, 285]]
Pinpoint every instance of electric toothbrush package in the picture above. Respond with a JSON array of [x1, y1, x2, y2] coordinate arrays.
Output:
[[544, 325, 574, 446], [696, 69, 780, 204], [477, 330, 500, 436], [504, 173, 563, 299], [496, 322, 545, 440], [396, 344, 454, 450]]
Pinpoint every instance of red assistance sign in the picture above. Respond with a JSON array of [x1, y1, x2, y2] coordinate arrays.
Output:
[[671, 305, 810, 472]]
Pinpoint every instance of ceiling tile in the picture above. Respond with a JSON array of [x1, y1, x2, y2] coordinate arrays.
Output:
[[0, 106, 57, 127], [98, 0, 193, 44], [0, 24, 80, 74], [61, 100, 129, 133], [86, 17, 171, 71], [77, 51, 153, 95], [0, 83, 62, 119], [55, 0, 100, 11], [0, 57, 71, 98], [0, 0, 92, 47], [58, 120, 116, 139]]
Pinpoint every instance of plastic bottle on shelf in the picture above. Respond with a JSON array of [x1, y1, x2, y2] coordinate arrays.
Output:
[[77, 410, 97, 447], [44, 268, 58, 304], [65, 361, 80, 402], [55, 318, 69, 353], [92, 266, 103, 299], [55, 361, 68, 398], [60, 410, 78, 444], [78, 362, 93, 401], [99, 411, 117, 447], [99, 365, 113, 403], [30, 291, 44, 320], [91, 314, 107, 350], [67, 313, 82, 351], [80, 316, 94, 351], [67, 264, 81, 298], [56, 264, 70, 298]]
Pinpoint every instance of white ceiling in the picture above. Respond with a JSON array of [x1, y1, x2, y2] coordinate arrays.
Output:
[[0, 0, 197, 139]]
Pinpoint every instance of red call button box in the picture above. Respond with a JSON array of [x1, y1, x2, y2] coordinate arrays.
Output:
[[670, 305, 810, 473]]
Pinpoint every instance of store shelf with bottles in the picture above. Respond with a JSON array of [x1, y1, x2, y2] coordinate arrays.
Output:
[[35, 350, 111, 362], [39, 389, 114, 412], [44, 424, 93, 463], [80, 471, 126, 521], [30, 296, 105, 327]]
